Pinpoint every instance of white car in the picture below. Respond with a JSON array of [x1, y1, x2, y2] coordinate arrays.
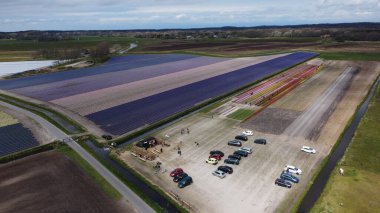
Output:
[[242, 130, 253, 136], [238, 147, 252, 154], [212, 170, 226, 179], [301, 146, 316, 154], [284, 165, 302, 175]]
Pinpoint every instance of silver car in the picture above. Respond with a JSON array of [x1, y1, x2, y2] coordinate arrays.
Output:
[[212, 170, 226, 179], [238, 147, 252, 154]]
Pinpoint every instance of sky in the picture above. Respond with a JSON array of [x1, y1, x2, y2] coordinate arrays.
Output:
[[1, 0, 379, 32]]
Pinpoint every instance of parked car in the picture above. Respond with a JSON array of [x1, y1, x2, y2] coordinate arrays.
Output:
[[242, 130, 253, 136], [209, 154, 222, 161], [284, 165, 302, 175], [102, 134, 113, 140], [218, 165, 233, 174], [275, 178, 292, 188], [178, 176, 193, 188], [301, 146, 316, 154], [173, 173, 188, 182], [254, 138, 267, 145], [228, 140, 242, 147], [210, 150, 225, 157], [233, 150, 248, 157], [206, 158, 218, 165], [212, 170, 226, 179], [170, 168, 184, 177], [238, 147, 252, 154], [280, 172, 299, 183], [235, 135, 248, 141], [224, 158, 240, 165], [228, 154, 241, 160]]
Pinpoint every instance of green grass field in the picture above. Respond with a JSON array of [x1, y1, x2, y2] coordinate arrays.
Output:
[[56, 144, 122, 200], [0, 111, 18, 127], [311, 81, 380, 213], [227, 109, 253, 120]]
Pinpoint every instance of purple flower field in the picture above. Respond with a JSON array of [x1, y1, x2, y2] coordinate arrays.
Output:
[[0, 52, 317, 135], [87, 52, 316, 135], [10, 56, 229, 101]]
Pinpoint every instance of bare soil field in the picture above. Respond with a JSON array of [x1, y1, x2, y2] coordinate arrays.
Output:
[[139, 41, 320, 52], [52, 54, 288, 115], [116, 59, 380, 213], [138, 40, 380, 56], [0, 151, 132, 213]]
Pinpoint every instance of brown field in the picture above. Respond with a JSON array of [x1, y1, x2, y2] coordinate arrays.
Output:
[[115, 59, 380, 213], [139, 41, 319, 52], [137, 40, 380, 56], [0, 151, 131, 213]]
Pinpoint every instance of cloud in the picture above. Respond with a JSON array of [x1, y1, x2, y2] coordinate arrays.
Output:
[[0, 0, 379, 31]]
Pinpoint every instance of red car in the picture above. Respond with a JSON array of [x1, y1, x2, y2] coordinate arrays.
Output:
[[209, 154, 222, 161], [170, 168, 184, 177]]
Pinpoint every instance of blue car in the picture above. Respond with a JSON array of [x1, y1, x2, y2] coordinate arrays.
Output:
[[178, 176, 193, 188], [280, 172, 299, 183]]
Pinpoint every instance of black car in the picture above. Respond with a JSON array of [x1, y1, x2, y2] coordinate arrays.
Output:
[[275, 178, 292, 188], [102, 134, 113, 140], [224, 158, 240, 165], [210, 150, 224, 157], [178, 176, 193, 188], [254, 138, 267, 145], [233, 150, 248, 157], [227, 140, 242, 147], [235, 135, 248, 141], [173, 173, 188, 182], [228, 154, 241, 160], [218, 166, 233, 174]]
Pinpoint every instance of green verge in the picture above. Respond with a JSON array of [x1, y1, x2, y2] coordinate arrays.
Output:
[[310, 77, 380, 213], [318, 52, 380, 61], [199, 98, 230, 113], [227, 109, 254, 120], [289, 75, 380, 213], [76, 137, 187, 213], [56, 143, 122, 200], [111, 53, 319, 145], [0, 93, 85, 134]]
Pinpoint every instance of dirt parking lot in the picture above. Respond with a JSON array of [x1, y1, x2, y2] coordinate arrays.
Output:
[[117, 60, 380, 213], [0, 151, 133, 213]]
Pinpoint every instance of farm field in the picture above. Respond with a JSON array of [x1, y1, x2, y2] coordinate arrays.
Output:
[[0, 111, 40, 157], [0, 52, 316, 135], [0, 151, 130, 213], [115, 60, 380, 213], [0, 60, 57, 78]]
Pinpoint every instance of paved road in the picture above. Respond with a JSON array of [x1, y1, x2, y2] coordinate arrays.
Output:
[[0, 101, 155, 213]]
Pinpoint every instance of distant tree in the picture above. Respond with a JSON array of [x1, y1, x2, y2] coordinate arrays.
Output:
[[90, 41, 111, 63]]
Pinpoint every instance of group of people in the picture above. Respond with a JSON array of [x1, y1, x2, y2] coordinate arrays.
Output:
[[180, 128, 190, 134]]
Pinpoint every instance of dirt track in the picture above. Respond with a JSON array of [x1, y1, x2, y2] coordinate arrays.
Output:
[[0, 151, 133, 213], [284, 66, 357, 140], [117, 60, 380, 213]]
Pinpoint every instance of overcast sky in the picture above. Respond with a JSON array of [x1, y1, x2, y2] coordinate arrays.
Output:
[[1, 0, 379, 32]]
